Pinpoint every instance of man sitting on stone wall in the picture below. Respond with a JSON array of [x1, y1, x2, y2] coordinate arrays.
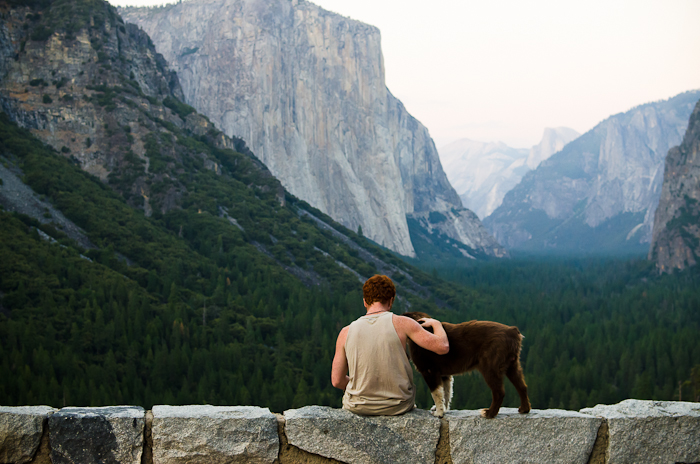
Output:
[[331, 274, 449, 415]]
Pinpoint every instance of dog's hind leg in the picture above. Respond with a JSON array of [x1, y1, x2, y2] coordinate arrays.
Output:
[[430, 385, 446, 418], [479, 368, 505, 419], [442, 376, 454, 412], [506, 360, 531, 414]]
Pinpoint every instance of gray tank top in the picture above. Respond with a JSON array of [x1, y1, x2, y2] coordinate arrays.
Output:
[[342, 311, 415, 415]]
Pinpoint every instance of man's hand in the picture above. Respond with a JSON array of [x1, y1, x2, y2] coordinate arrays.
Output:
[[417, 318, 440, 329], [397, 316, 449, 355]]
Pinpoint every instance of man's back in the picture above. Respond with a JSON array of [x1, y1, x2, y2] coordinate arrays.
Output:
[[342, 312, 415, 415]]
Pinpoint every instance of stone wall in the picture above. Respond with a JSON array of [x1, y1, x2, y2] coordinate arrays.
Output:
[[1, 400, 699, 464]]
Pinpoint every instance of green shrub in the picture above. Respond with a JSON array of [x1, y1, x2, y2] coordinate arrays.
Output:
[[42, 94, 52, 104], [30, 25, 53, 41], [428, 211, 447, 224], [163, 96, 195, 119]]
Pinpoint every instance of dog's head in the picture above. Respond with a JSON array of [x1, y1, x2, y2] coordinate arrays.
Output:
[[402, 311, 432, 321]]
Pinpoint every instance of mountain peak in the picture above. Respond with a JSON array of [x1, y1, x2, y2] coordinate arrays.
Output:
[[526, 127, 581, 170]]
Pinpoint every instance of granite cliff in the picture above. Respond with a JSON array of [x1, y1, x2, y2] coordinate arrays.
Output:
[[119, 0, 506, 259], [649, 99, 700, 272], [484, 91, 700, 253], [439, 127, 579, 220]]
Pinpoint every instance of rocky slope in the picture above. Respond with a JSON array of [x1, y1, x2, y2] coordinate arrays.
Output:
[[649, 99, 700, 272], [484, 91, 700, 253], [0, 0, 426, 292], [0, 0, 193, 212], [438, 127, 579, 220], [119, 0, 505, 259]]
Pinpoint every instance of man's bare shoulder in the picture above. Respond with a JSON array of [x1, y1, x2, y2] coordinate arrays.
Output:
[[336, 325, 350, 344], [392, 313, 421, 332]]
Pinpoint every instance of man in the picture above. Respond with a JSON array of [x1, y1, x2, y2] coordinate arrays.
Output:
[[331, 274, 449, 415]]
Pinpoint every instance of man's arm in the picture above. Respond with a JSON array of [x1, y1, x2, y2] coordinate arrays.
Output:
[[331, 326, 350, 390], [398, 317, 449, 355]]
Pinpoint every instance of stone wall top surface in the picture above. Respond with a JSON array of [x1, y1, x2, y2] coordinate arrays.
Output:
[[152, 404, 274, 419], [54, 406, 144, 419], [0, 406, 56, 416], [581, 399, 700, 418], [449, 407, 595, 420]]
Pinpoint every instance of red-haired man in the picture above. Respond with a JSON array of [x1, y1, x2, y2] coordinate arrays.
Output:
[[331, 274, 449, 415]]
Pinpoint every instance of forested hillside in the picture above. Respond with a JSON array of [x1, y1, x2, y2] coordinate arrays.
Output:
[[1, 111, 698, 411], [0, 109, 452, 411]]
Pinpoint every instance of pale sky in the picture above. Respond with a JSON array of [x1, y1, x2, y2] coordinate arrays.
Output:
[[111, 0, 700, 148]]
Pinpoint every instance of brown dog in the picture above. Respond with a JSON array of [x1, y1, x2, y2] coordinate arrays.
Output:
[[403, 311, 531, 418]]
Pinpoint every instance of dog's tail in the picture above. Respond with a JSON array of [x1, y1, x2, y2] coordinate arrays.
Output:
[[507, 326, 524, 357]]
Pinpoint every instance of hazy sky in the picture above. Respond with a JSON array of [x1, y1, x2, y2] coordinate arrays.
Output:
[[111, 0, 700, 148]]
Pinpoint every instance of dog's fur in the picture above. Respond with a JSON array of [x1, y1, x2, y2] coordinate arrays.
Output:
[[403, 311, 531, 419]]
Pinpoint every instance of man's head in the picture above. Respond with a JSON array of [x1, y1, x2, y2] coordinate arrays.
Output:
[[363, 275, 396, 306]]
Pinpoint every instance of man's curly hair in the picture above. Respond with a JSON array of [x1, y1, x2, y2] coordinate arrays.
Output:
[[363, 275, 396, 306]]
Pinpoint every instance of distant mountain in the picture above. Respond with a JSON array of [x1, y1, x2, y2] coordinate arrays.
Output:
[[484, 90, 700, 253], [649, 99, 700, 272], [439, 140, 528, 219], [438, 128, 579, 219], [119, 0, 505, 260], [526, 127, 581, 170]]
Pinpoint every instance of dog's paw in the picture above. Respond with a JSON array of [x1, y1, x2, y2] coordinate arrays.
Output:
[[431, 410, 444, 418], [518, 405, 531, 414], [430, 405, 436, 412], [479, 408, 496, 419]]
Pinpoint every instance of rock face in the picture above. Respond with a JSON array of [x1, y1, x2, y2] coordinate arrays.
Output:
[[284, 406, 440, 464], [446, 408, 602, 464], [649, 99, 700, 272], [119, 0, 504, 259], [151, 405, 279, 464], [48, 406, 144, 464], [581, 399, 700, 464], [439, 128, 579, 220], [0, 0, 193, 215], [485, 91, 700, 252], [0, 406, 55, 464]]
